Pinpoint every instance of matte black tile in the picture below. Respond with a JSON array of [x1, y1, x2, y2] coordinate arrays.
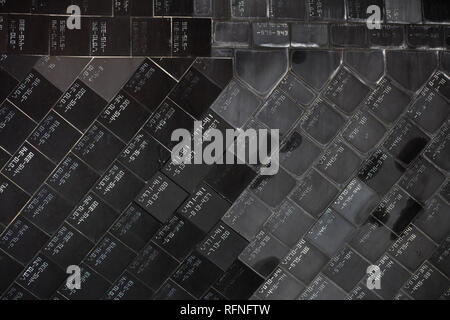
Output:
[[386, 0, 423, 23], [422, 0, 450, 23], [344, 50, 384, 84], [298, 274, 347, 300], [231, 0, 267, 18], [89, 17, 130, 56], [331, 25, 367, 47], [256, 268, 305, 300], [403, 262, 449, 300], [153, 280, 194, 300], [278, 72, 316, 106], [0, 68, 18, 102], [0, 55, 39, 81], [0, 249, 23, 293], [17, 254, 65, 299], [7, 15, 49, 55], [291, 23, 329, 48], [104, 272, 153, 300], [300, 99, 345, 145], [94, 162, 144, 212], [430, 236, 450, 277], [307, 0, 345, 21], [373, 186, 423, 236], [171, 252, 222, 298], [98, 91, 150, 142], [154, 0, 193, 16], [315, 141, 361, 185], [291, 50, 341, 91], [364, 78, 411, 124], [346, 0, 383, 21], [213, 260, 264, 300], [144, 99, 194, 149], [58, 264, 110, 300], [28, 111, 80, 163], [281, 239, 329, 284], [54, 80, 107, 132], [383, 118, 429, 165], [0, 175, 29, 225], [154, 57, 194, 80], [67, 193, 119, 242], [388, 225, 436, 271], [197, 222, 248, 271], [222, 190, 273, 241], [2, 143, 54, 194], [0, 218, 48, 264], [172, 18, 211, 56], [306, 209, 355, 257], [270, 0, 305, 19], [0, 1, 31, 13], [42, 223, 93, 269], [252, 22, 290, 48], [128, 242, 178, 291], [399, 158, 445, 202], [22, 185, 72, 234], [111, 204, 161, 252], [257, 89, 303, 137], [428, 71, 450, 100], [136, 172, 188, 223], [342, 110, 386, 154], [8, 70, 61, 122], [201, 289, 226, 300], [290, 169, 339, 218], [84, 235, 136, 282], [32, 0, 113, 15], [73, 123, 125, 173], [152, 215, 205, 261], [250, 169, 296, 208], [115, 0, 154, 16], [407, 87, 449, 133], [358, 150, 406, 195], [239, 230, 290, 277], [178, 183, 230, 233], [323, 246, 369, 292], [132, 18, 171, 56], [0, 101, 36, 154], [264, 200, 314, 247], [332, 179, 379, 226], [0, 147, 9, 168], [414, 196, 450, 243], [2, 284, 36, 300], [49, 17, 90, 56], [347, 284, 380, 300], [193, 57, 233, 89], [47, 154, 99, 205], [407, 25, 445, 49]]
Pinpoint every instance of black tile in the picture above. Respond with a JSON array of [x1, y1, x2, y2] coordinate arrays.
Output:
[[17, 254, 65, 299], [128, 242, 178, 291], [58, 264, 110, 300], [298, 274, 347, 300], [364, 78, 411, 124], [0, 68, 18, 102], [307, 0, 345, 21], [115, 0, 154, 16], [403, 262, 449, 300], [67, 193, 119, 242], [430, 236, 450, 278], [98, 91, 150, 142], [291, 23, 329, 48], [7, 15, 49, 55], [300, 99, 345, 145], [368, 25, 404, 47], [152, 215, 205, 261], [0, 101, 36, 154], [231, 0, 267, 18], [316, 141, 361, 185], [255, 268, 305, 300], [385, 0, 422, 23], [373, 186, 423, 236], [346, 0, 383, 21], [250, 169, 296, 208], [170, 68, 221, 119], [264, 200, 315, 247], [252, 22, 290, 48], [331, 24, 367, 47], [0, 218, 48, 264], [423, 0, 450, 23], [153, 280, 194, 300], [104, 272, 153, 300], [197, 222, 248, 271], [124, 59, 176, 112], [414, 196, 450, 243], [132, 18, 171, 56], [47, 154, 99, 205], [281, 239, 329, 284], [193, 58, 233, 89], [42, 223, 93, 269], [399, 158, 445, 202], [178, 183, 230, 233], [136, 172, 188, 223], [171, 252, 223, 298], [0, 175, 29, 225], [407, 25, 445, 49], [49, 17, 90, 56], [0, 1, 31, 13], [89, 17, 130, 56], [8, 70, 61, 122], [358, 150, 406, 195], [0, 55, 39, 81], [94, 162, 144, 212], [344, 50, 384, 84], [306, 209, 355, 257], [73, 123, 125, 173], [154, 0, 193, 16], [428, 71, 450, 101], [0, 147, 9, 168], [270, 0, 305, 19], [278, 72, 316, 106], [84, 235, 135, 282], [28, 111, 80, 163], [0, 250, 23, 293], [21, 185, 72, 234], [201, 289, 226, 300], [172, 18, 211, 56], [54, 80, 107, 132], [323, 247, 369, 292], [383, 119, 429, 165], [290, 169, 339, 218], [2, 143, 54, 194], [213, 260, 264, 300], [154, 57, 194, 80], [110, 204, 161, 252], [239, 230, 289, 278], [2, 284, 36, 300]]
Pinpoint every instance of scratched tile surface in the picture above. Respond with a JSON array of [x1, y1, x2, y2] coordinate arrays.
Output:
[[0, 0, 449, 300]]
